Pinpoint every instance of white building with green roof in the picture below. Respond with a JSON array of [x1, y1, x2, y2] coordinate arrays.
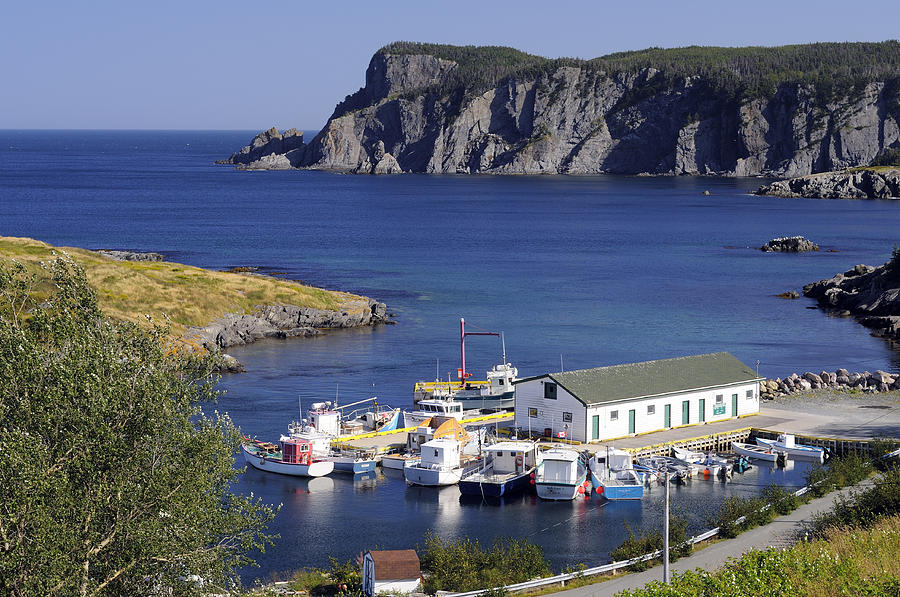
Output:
[[513, 352, 762, 443]]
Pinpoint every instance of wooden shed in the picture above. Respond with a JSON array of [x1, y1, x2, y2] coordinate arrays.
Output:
[[362, 549, 421, 596]]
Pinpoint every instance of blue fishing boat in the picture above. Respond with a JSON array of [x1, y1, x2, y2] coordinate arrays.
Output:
[[588, 447, 644, 500], [458, 441, 541, 498]]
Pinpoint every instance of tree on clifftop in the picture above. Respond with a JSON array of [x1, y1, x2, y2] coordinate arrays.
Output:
[[0, 256, 277, 596]]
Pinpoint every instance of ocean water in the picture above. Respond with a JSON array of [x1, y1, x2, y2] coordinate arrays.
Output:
[[2, 130, 898, 583]]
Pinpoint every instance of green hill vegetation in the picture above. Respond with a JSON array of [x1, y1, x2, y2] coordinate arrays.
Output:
[[378, 40, 900, 101], [0, 236, 354, 338]]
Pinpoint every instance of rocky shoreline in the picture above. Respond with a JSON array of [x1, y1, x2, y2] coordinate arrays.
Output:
[[185, 299, 390, 372], [802, 254, 900, 343], [760, 368, 900, 399], [755, 168, 900, 199]]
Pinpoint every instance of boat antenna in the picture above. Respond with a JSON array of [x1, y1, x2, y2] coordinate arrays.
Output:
[[298, 394, 302, 422], [436, 357, 439, 383], [335, 384, 339, 408], [501, 331, 507, 365], [560, 354, 564, 373]]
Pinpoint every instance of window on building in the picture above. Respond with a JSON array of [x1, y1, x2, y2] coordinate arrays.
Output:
[[746, 389, 754, 399], [544, 382, 557, 400], [528, 407, 538, 418], [610, 410, 618, 421], [647, 405, 655, 415], [715, 394, 724, 405], [563, 412, 573, 423]]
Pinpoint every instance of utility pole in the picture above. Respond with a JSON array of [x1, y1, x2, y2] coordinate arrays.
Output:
[[663, 465, 670, 584]]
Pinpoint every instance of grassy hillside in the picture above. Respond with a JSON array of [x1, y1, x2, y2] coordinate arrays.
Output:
[[379, 40, 900, 101], [0, 236, 354, 337]]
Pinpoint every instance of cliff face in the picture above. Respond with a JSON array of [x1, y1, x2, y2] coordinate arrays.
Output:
[[221, 52, 900, 176]]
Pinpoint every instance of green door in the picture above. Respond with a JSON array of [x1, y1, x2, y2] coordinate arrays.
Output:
[[732, 393, 739, 417], [628, 409, 636, 434], [592, 415, 599, 440], [699, 398, 706, 422], [664, 404, 671, 428], [681, 400, 690, 425]]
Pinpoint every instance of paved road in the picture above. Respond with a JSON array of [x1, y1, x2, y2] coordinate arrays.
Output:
[[552, 480, 872, 597]]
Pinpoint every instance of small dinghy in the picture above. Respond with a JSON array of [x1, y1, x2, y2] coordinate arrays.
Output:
[[733, 441, 786, 464]]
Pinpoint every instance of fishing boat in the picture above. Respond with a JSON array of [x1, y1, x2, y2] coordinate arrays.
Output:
[[533, 448, 589, 500], [634, 455, 692, 484], [458, 440, 541, 498], [589, 447, 644, 500], [413, 318, 518, 411], [733, 441, 787, 464], [672, 446, 733, 478], [382, 416, 471, 470], [402, 397, 471, 427], [404, 438, 474, 487], [755, 434, 826, 462], [241, 437, 334, 477], [283, 402, 377, 473]]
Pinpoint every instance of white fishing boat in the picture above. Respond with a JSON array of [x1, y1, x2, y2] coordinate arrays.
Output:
[[241, 437, 334, 477], [402, 397, 471, 427], [413, 318, 517, 411], [589, 447, 643, 500], [635, 455, 692, 484], [383, 416, 471, 470], [672, 446, 733, 478], [404, 438, 471, 486], [733, 441, 786, 463], [755, 434, 826, 462], [533, 448, 589, 500], [458, 440, 541, 498], [283, 402, 377, 473]]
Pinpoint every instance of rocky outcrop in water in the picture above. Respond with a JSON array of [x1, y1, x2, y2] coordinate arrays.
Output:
[[761, 236, 819, 252], [760, 368, 900, 398], [755, 168, 900, 199], [185, 298, 389, 351], [220, 46, 900, 176], [98, 250, 164, 261], [802, 256, 900, 342], [217, 127, 306, 168]]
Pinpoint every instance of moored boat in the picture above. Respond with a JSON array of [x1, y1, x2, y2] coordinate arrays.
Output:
[[404, 438, 473, 487], [635, 455, 692, 484], [733, 441, 786, 463], [283, 402, 378, 473], [241, 437, 334, 477], [756, 434, 825, 462], [413, 318, 518, 411], [589, 447, 644, 500], [534, 448, 589, 500], [672, 446, 733, 478], [459, 440, 541, 498]]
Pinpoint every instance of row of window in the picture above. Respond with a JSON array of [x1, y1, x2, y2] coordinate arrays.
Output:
[[530, 390, 757, 421]]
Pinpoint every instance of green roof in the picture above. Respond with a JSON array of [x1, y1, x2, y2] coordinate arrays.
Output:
[[524, 352, 760, 406]]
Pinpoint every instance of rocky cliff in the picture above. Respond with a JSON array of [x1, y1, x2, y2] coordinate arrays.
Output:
[[221, 42, 900, 176], [803, 255, 900, 342], [755, 168, 900, 199]]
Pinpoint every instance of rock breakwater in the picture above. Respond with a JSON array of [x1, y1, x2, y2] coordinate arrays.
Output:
[[760, 369, 900, 399], [761, 236, 819, 252]]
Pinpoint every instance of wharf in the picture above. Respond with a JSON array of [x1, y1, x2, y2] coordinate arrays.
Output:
[[335, 412, 514, 453]]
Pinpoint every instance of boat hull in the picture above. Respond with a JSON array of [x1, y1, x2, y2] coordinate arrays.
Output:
[[404, 465, 463, 487], [588, 470, 643, 500], [382, 454, 419, 470], [755, 437, 825, 462], [328, 455, 377, 474], [241, 444, 334, 477], [733, 442, 780, 462], [458, 471, 532, 498], [535, 479, 586, 500]]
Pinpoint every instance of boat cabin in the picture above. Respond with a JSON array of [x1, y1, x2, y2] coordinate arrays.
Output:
[[538, 450, 581, 483], [280, 439, 314, 465], [594, 447, 633, 471], [415, 399, 463, 415], [420, 438, 461, 469], [306, 402, 341, 436], [484, 441, 538, 474], [406, 416, 469, 452]]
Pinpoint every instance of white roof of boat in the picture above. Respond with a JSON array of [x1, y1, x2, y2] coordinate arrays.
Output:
[[485, 441, 534, 452], [421, 438, 459, 448], [541, 448, 581, 461]]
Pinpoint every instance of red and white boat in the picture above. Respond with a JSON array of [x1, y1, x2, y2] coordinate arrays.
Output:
[[241, 437, 334, 477]]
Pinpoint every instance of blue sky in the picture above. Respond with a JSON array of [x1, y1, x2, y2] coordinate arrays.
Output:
[[2, 0, 898, 131]]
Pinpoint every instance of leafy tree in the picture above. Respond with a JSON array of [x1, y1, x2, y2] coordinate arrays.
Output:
[[0, 256, 277, 596]]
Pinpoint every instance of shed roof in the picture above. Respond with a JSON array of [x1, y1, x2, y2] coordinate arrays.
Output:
[[368, 549, 421, 580], [516, 352, 759, 406]]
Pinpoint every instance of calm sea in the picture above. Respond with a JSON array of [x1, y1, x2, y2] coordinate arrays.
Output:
[[2, 130, 898, 584]]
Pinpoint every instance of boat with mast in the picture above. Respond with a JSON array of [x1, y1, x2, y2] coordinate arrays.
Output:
[[241, 437, 334, 477], [413, 318, 518, 411]]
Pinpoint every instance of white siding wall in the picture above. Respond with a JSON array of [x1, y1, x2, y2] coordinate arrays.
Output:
[[514, 378, 588, 442], [515, 378, 760, 443], [374, 579, 421, 595]]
